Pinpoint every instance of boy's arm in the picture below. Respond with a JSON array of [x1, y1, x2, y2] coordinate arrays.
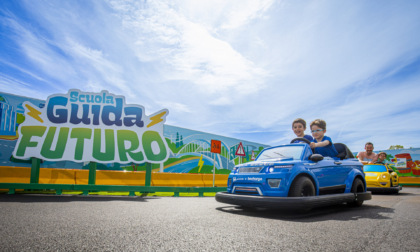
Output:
[[310, 140, 330, 148]]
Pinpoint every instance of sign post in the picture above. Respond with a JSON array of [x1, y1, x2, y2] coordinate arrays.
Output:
[[30, 157, 41, 184], [88, 162, 97, 185], [145, 162, 152, 186], [211, 140, 221, 187]]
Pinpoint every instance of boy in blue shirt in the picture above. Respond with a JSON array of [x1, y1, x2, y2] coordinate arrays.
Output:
[[309, 119, 338, 158], [291, 118, 313, 143]]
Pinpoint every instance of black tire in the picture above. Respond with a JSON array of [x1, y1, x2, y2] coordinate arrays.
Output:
[[349, 178, 365, 207], [289, 176, 315, 197], [390, 179, 393, 187]]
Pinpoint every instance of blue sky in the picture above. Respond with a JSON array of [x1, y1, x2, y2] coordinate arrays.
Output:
[[1, 0, 420, 152]]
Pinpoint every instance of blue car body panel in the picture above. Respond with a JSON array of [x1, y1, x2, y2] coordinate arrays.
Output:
[[217, 143, 371, 210]]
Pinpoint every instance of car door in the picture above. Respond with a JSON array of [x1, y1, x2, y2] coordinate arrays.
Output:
[[310, 159, 350, 190]]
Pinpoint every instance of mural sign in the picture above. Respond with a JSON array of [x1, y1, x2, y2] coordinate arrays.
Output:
[[0, 91, 269, 172], [394, 158, 407, 169], [251, 151, 255, 161], [12, 89, 169, 164], [210, 140, 221, 154], [235, 142, 246, 156]]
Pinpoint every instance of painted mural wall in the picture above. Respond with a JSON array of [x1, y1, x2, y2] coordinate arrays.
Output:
[[0, 91, 269, 173]]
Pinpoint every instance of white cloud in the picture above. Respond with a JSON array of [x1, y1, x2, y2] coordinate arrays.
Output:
[[1, 0, 420, 151], [171, 0, 274, 31], [108, 0, 268, 98]]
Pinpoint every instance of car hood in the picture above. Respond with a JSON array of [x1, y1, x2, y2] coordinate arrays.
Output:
[[236, 158, 296, 168], [364, 172, 387, 180]]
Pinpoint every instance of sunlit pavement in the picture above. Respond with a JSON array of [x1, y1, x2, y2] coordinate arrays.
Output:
[[1, 188, 419, 251]]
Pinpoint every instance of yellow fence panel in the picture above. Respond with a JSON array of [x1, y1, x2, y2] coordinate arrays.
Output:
[[152, 173, 205, 187], [0, 167, 30, 183], [0, 166, 229, 187], [96, 170, 146, 186], [74, 170, 89, 185], [202, 174, 228, 187], [399, 177, 420, 185], [39, 168, 76, 184]]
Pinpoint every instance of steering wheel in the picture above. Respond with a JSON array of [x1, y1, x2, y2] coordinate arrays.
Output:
[[291, 137, 317, 160], [290, 137, 311, 144]]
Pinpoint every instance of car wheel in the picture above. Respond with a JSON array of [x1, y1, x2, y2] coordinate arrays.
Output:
[[390, 178, 393, 187], [289, 176, 315, 197], [349, 177, 365, 207]]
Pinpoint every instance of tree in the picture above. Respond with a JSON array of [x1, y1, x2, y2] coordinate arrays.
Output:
[[16, 113, 25, 124], [389, 145, 404, 150], [16, 113, 25, 130]]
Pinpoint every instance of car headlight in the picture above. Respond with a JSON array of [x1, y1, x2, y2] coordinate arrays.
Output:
[[227, 178, 232, 187], [267, 179, 281, 188], [382, 174, 388, 179], [267, 165, 293, 173]]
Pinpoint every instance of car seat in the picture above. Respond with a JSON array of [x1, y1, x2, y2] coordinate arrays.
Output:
[[334, 143, 355, 160]]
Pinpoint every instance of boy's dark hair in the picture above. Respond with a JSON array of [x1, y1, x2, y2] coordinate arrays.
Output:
[[378, 151, 386, 157], [292, 118, 307, 129], [310, 119, 326, 130]]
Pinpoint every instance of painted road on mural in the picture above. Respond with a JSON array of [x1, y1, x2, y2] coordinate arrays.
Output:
[[0, 139, 19, 166], [163, 157, 212, 173], [164, 154, 233, 173], [0, 188, 419, 251]]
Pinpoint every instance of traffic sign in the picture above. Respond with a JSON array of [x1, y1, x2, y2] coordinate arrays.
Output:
[[251, 150, 255, 160], [211, 140, 221, 154], [235, 142, 246, 156]]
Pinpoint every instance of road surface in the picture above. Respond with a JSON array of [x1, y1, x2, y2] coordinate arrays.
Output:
[[0, 188, 419, 251]]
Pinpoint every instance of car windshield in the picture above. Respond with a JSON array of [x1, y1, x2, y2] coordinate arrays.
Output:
[[364, 165, 387, 172], [257, 146, 304, 161]]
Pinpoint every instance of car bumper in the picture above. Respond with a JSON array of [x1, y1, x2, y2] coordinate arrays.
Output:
[[366, 181, 391, 187], [367, 186, 402, 194], [215, 191, 372, 210]]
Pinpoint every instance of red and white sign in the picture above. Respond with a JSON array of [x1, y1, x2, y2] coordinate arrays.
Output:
[[251, 151, 255, 160], [235, 142, 246, 157]]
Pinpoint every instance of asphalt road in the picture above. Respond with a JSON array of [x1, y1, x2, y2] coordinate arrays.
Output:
[[1, 188, 419, 251]]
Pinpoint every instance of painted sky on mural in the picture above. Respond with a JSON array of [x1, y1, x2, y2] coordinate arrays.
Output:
[[1, 0, 419, 152]]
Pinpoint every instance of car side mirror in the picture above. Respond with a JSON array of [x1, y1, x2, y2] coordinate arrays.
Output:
[[310, 154, 324, 162]]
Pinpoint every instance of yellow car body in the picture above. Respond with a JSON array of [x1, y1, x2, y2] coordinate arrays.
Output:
[[363, 164, 401, 194]]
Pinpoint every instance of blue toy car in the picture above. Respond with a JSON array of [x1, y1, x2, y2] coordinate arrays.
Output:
[[216, 138, 372, 211]]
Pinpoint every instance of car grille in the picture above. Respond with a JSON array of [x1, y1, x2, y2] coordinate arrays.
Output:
[[238, 167, 263, 173], [234, 187, 260, 195]]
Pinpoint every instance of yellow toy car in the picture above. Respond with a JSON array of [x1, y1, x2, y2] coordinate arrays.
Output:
[[363, 164, 401, 194]]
